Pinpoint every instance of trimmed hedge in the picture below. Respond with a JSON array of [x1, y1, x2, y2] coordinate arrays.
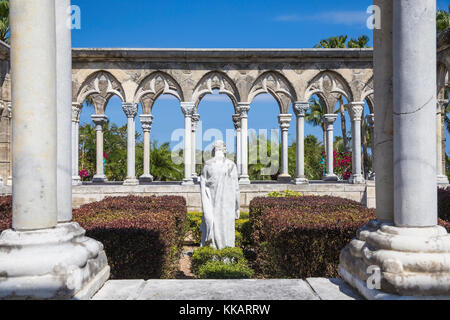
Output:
[[438, 188, 450, 222], [0, 195, 11, 232], [248, 196, 376, 279], [73, 195, 187, 279]]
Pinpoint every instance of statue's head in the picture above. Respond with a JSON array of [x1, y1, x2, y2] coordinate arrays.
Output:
[[212, 140, 227, 156]]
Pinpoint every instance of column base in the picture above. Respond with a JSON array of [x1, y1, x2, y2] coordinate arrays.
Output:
[[349, 174, 365, 184], [192, 174, 199, 183], [437, 175, 449, 185], [182, 178, 194, 186], [293, 177, 309, 185], [277, 174, 291, 183], [239, 175, 251, 185], [339, 220, 450, 299], [72, 176, 82, 186], [369, 173, 376, 181], [123, 178, 139, 186], [323, 173, 339, 182], [92, 175, 107, 183], [139, 174, 154, 183], [0, 222, 110, 300]]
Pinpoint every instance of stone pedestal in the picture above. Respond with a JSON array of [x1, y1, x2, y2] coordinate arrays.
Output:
[[0, 222, 110, 299]]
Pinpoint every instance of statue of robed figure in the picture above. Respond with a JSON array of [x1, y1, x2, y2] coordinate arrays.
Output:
[[200, 140, 240, 249]]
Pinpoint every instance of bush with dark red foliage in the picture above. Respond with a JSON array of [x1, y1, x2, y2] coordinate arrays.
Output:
[[438, 188, 450, 222], [247, 196, 375, 279], [0, 195, 11, 232], [72, 195, 187, 280]]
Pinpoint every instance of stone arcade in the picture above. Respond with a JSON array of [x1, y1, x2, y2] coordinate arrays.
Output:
[[0, 0, 448, 300]]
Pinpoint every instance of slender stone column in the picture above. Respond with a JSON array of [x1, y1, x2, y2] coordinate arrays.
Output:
[[437, 100, 449, 184], [322, 114, 338, 181], [277, 114, 292, 182], [191, 114, 200, 182], [6, 103, 11, 186], [181, 102, 195, 185], [71, 103, 82, 185], [232, 114, 242, 175], [0, 102, 4, 186], [139, 114, 154, 183], [237, 103, 250, 185], [91, 114, 108, 183], [122, 103, 139, 186], [55, 0, 73, 223], [367, 113, 375, 180], [348, 102, 365, 184], [293, 102, 309, 184], [393, 0, 437, 227]]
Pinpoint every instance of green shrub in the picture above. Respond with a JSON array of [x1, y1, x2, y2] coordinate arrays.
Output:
[[198, 260, 255, 279], [186, 211, 203, 245], [191, 246, 254, 278], [73, 195, 187, 280], [438, 188, 450, 222], [267, 190, 303, 198]]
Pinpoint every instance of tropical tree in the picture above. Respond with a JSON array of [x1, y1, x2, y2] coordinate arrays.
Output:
[[305, 97, 328, 155], [437, 7, 450, 33], [314, 35, 348, 49], [347, 35, 370, 48], [0, 0, 9, 44], [149, 141, 184, 181], [288, 135, 323, 180]]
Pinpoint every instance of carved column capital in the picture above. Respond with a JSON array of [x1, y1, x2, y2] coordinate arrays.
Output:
[[278, 114, 292, 131], [348, 102, 364, 121], [91, 114, 108, 129], [122, 102, 138, 119], [72, 103, 82, 123], [237, 103, 250, 118], [437, 99, 448, 115], [191, 114, 200, 132], [6, 102, 11, 119], [323, 114, 337, 131], [293, 101, 309, 117], [232, 114, 241, 130], [0, 101, 5, 118], [181, 102, 195, 117], [139, 114, 154, 132]]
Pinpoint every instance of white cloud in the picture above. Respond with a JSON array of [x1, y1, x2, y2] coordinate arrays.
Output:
[[274, 10, 367, 26]]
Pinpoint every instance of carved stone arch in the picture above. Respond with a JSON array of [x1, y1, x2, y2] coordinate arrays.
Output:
[[134, 71, 184, 113], [365, 94, 374, 114], [192, 71, 240, 112], [247, 71, 297, 114], [361, 77, 374, 102], [76, 71, 125, 113], [305, 70, 353, 113]]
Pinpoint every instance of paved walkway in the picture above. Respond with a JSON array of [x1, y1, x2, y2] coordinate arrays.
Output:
[[91, 278, 362, 300]]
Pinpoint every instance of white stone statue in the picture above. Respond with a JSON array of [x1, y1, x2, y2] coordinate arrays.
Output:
[[200, 140, 240, 249]]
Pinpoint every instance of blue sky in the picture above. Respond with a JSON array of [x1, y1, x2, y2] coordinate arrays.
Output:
[[73, 0, 450, 154]]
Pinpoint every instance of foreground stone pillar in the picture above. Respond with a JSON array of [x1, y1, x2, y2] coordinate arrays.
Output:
[[367, 113, 375, 180], [6, 103, 11, 186], [91, 114, 108, 183], [277, 114, 292, 182], [55, 0, 73, 223], [293, 102, 309, 184], [232, 114, 242, 175], [0, 0, 109, 299], [437, 100, 449, 184], [181, 102, 194, 185], [348, 102, 365, 184], [191, 114, 200, 182], [237, 103, 250, 185], [340, 0, 450, 299], [122, 103, 139, 186], [71, 103, 82, 185], [139, 114, 154, 183], [322, 114, 338, 181]]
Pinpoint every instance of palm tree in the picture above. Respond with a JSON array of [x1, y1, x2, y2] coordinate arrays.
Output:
[[437, 7, 450, 33], [150, 141, 184, 181], [0, 0, 8, 44], [347, 35, 370, 48], [314, 35, 348, 49], [305, 98, 327, 155]]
